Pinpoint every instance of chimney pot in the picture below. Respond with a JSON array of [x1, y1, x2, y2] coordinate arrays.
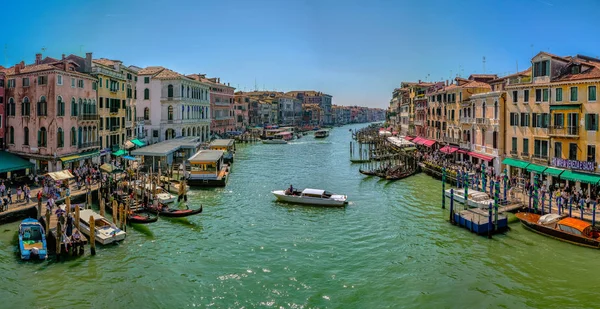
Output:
[[20, 61, 25, 69], [62, 54, 65, 60], [15, 63, 21, 74], [418, 79, 421, 83], [35, 53, 42, 64]]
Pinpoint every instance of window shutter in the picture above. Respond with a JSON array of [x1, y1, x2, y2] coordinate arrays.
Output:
[[586, 114, 590, 130]]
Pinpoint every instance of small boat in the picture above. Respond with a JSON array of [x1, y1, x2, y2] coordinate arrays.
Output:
[[145, 204, 203, 217], [135, 183, 176, 204], [272, 188, 348, 207], [386, 170, 415, 181], [78, 209, 126, 245], [314, 129, 329, 138], [160, 177, 190, 195], [515, 212, 600, 248], [18, 218, 48, 260], [359, 169, 377, 176], [444, 188, 495, 208], [128, 213, 158, 224], [262, 132, 293, 144]]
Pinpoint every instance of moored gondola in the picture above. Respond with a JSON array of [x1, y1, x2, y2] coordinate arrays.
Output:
[[128, 213, 159, 224], [145, 204, 203, 218], [359, 169, 377, 176]]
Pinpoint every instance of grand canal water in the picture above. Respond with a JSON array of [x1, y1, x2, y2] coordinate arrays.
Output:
[[0, 123, 598, 308]]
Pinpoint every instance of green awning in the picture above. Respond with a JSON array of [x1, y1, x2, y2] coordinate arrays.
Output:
[[112, 149, 127, 157], [502, 158, 530, 169], [60, 155, 81, 163], [526, 163, 547, 173], [549, 104, 581, 111], [560, 170, 600, 184], [79, 151, 100, 160], [402, 147, 417, 152], [543, 167, 565, 177], [0, 152, 34, 173], [131, 139, 146, 147]]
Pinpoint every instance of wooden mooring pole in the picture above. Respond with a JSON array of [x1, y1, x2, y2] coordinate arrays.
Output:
[[89, 215, 96, 255]]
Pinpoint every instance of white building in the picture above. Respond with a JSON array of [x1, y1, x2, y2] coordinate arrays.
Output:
[[278, 96, 302, 126], [136, 66, 211, 143]]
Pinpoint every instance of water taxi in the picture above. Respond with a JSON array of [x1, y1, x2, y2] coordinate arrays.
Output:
[[186, 150, 229, 187], [314, 129, 329, 138], [444, 188, 496, 208], [515, 212, 600, 248], [209, 139, 236, 164], [272, 188, 348, 207], [262, 132, 293, 144], [78, 209, 126, 245], [18, 218, 48, 260]]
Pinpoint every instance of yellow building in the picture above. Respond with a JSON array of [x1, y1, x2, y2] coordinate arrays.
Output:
[[503, 52, 600, 191], [92, 59, 137, 162]]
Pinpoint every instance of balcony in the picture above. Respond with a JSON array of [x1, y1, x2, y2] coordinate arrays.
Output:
[[476, 117, 489, 125], [414, 120, 424, 126], [78, 114, 100, 121], [521, 152, 530, 158], [459, 117, 473, 124], [443, 136, 460, 144], [489, 118, 500, 126], [110, 126, 121, 132], [510, 150, 518, 156], [167, 119, 174, 124], [78, 141, 101, 149], [532, 153, 549, 164], [548, 126, 579, 138], [109, 108, 119, 114], [460, 142, 471, 149], [214, 101, 231, 106]]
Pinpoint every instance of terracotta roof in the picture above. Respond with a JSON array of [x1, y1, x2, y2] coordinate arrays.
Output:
[[154, 68, 184, 79], [469, 74, 498, 78], [554, 63, 600, 82], [3, 63, 57, 75], [138, 66, 165, 75], [93, 58, 119, 66], [535, 51, 569, 62], [461, 80, 492, 89]]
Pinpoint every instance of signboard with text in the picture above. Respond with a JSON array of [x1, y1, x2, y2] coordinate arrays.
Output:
[[551, 157, 596, 172]]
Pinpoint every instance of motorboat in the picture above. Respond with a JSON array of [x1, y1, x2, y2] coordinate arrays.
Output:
[[262, 132, 293, 144], [159, 176, 190, 195], [272, 188, 348, 207], [18, 218, 48, 260], [314, 129, 329, 138], [78, 209, 126, 245], [444, 188, 496, 208], [135, 182, 176, 204], [515, 212, 600, 249]]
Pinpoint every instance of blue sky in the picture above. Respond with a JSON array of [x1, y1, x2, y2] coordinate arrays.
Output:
[[4, 0, 600, 108]]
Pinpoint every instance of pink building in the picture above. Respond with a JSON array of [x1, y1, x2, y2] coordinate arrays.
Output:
[[233, 95, 249, 131], [4, 54, 99, 173], [0, 70, 5, 148], [187, 74, 236, 134]]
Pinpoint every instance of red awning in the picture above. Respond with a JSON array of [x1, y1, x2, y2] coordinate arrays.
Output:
[[422, 139, 436, 147], [412, 137, 424, 144], [457, 149, 469, 154], [440, 146, 458, 154], [468, 151, 494, 161], [404, 136, 414, 141]]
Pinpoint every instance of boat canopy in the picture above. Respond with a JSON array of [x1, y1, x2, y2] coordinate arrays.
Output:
[[46, 170, 75, 181], [537, 213, 562, 225], [302, 188, 325, 196], [557, 217, 592, 235]]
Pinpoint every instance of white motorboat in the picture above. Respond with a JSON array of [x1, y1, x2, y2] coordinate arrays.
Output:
[[444, 188, 495, 208], [272, 188, 348, 207], [78, 209, 126, 245], [262, 132, 293, 144], [135, 182, 176, 204], [314, 129, 329, 138]]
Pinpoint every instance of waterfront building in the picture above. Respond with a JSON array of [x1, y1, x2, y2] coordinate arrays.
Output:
[[302, 103, 321, 125], [0, 70, 5, 148], [278, 95, 303, 126], [286, 91, 333, 125], [187, 74, 235, 135], [233, 94, 249, 131], [3, 54, 99, 172], [504, 52, 600, 192], [136, 66, 211, 143], [398, 81, 431, 136]]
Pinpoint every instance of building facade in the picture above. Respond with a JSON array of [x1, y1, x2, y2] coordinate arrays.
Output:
[[0, 70, 5, 148], [187, 75, 235, 135], [136, 67, 210, 144], [278, 96, 302, 126], [4, 55, 98, 172]]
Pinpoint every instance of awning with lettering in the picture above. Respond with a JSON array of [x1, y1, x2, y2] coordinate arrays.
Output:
[[502, 158, 530, 169], [560, 170, 600, 184], [468, 152, 494, 162]]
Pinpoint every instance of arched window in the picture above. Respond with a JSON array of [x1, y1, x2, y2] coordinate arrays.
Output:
[[168, 105, 173, 121], [193, 127, 196, 136], [187, 106, 190, 119], [494, 101, 499, 119], [22, 127, 29, 146], [493, 131, 498, 149], [38, 127, 47, 147], [168, 84, 174, 98], [92, 99, 97, 114], [182, 128, 186, 137], [144, 88, 150, 100], [57, 128, 64, 148], [9, 127, 14, 144], [71, 127, 77, 146], [22, 97, 31, 116], [8, 98, 15, 116], [77, 98, 82, 116], [482, 102, 486, 118], [144, 107, 150, 120], [57, 96, 65, 116], [481, 128, 486, 146], [187, 86, 190, 98], [71, 98, 77, 116], [38, 96, 48, 116], [92, 126, 97, 141], [187, 127, 191, 136]]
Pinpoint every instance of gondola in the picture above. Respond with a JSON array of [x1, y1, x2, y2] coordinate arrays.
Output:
[[128, 213, 159, 224], [359, 169, 377, 176], [145, 204, 203, 218], [386, 170, 416, 181]]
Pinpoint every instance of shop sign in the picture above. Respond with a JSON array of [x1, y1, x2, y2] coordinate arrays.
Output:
[[551, 157, 595, 172]]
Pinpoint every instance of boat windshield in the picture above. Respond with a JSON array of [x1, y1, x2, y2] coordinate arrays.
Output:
[[22, 227, 43, 242]]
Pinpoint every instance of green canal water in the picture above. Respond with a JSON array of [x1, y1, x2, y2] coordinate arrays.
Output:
[[1, 123, 599, 308]]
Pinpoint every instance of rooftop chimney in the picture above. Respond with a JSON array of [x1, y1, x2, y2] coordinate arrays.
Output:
[[62, 54, 65, 60], [85, 52, 92, 73], [15, 63, 21, 74], [446, 80, 448, 86], [418, 79, 421, 83], [35, 53, 42, 64]]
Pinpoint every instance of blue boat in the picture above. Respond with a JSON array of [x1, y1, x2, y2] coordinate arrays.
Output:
[[18, 218, 48, 260]]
